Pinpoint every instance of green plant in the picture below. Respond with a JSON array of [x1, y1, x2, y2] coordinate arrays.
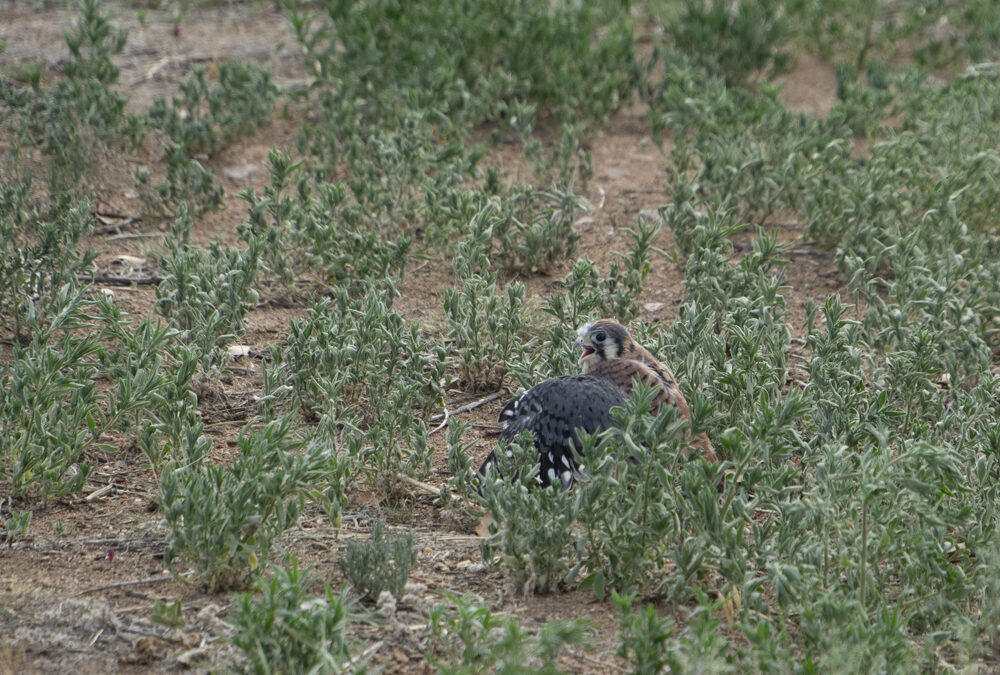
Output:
[[97, 299, 174, 451], [829, 61, 898, 137], [339, 520, 416, 602], [599, 217, 664, 322], [139, 145, 223, 216], [0, 0, 143, 191], [229, 554, 362, 674], [133, 342, 204, 474], [304, 417, 354, 531], [159, 416, 332, 590], [0, 284, 101, 498], [614, 592, 675, 674], [155, 205, 262, 378], [238, 150, 412, 291], [285, 282, 446, 493], [489, 187, 583, 276], [147, 60, 277, 156], [443, 204, 527, 391], [442, 417, 478, 506], [0, 184, 97, 341], [4, 510, 32, 538], [428, 592, 592, 674], [666, 0, 793, 86]]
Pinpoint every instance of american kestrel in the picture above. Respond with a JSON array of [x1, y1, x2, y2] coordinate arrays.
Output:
[[478, 319, 716, 488]]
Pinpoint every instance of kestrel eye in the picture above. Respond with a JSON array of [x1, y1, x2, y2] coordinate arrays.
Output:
[[593, 331, 606, 342]]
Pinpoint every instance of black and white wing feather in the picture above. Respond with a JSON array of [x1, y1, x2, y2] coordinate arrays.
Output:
[[478, 374, 626, 488]]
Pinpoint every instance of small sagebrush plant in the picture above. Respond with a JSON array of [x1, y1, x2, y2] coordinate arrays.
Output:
[[443, 203, 526, 391], [139, 145, 223, 217], [488, 186, 582, 275], [0, 0, 144, 191], [229, 554, 362, 673], [599, 217, 664, 322], [613, 592, 675, 674], [285, 281, 446, 492], [159, 415, 332, 591], [615, 590, 730, 673], [442, 417, 477, 506], [339, 520, 417, 602], [477, 431, 576, 595], [443, 275, 526, 392], [147, 60, 278, 156], [142, 59, 277, 216], [0, 184, 97, 341], [428, 591, 593, 674], [238, 149, 412, 291], [133, 341, 205, 476], [829, 62, 898, 138], [0, 284, 101, 498], [155, 205, 262, 379]]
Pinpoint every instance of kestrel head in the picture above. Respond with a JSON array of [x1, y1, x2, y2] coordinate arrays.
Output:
[[573, 319, 632, 373]]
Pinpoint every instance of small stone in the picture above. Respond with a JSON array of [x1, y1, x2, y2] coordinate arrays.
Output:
[[643, 302, 665, 313], [227, 345, 252, 359], [176, 647, 210, 666], [223, 164, 259, 181], [115, 255, 147, 267]]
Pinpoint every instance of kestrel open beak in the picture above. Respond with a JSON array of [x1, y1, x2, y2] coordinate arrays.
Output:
[[574, 336, 596, 362]]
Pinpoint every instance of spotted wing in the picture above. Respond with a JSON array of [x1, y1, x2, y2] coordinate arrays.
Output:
[[478, 374, 627, 488]]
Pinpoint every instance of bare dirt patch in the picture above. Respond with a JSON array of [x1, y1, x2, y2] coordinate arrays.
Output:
[[0, 3, 847, 672]]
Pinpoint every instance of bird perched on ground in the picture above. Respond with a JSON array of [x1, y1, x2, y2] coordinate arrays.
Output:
[[477, 319, 715, 488], [577, 319, 716, 461]]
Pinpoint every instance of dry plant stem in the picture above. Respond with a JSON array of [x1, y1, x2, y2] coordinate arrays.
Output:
[[73, 570, 194, 597], [85, 483, 114, 500], [104, 232, 168, 241], [80, 275, 165, 286], [565, 646, 628, 673], [398, 475, 484, 514], [398, 474, 442, 496], [429, 391, 503, 433]]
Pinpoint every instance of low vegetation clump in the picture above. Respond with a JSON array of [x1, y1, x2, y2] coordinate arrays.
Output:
[[4, 0, 1000, 670]]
